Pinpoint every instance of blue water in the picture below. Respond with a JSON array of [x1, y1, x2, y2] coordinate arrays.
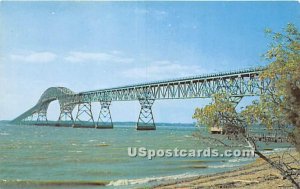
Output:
[[0, 123, 285, 188]]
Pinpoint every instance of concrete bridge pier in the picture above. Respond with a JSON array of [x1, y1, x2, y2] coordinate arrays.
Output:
[[136, 98, 156, 130], [96, 100, 113, 129], [73, 102, 95, 128]]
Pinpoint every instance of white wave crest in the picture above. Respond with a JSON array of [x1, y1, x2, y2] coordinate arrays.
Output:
[[107, 173, 198, 186], [228, 158, 254, 163], [262, 147, 295, 155], [209, 163, 241, 169]]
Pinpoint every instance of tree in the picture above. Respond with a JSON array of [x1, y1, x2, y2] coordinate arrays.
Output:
[[256, 23, 300, 152], [193, 24, 300, 188]]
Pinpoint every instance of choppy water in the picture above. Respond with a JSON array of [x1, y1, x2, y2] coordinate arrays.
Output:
[[0, 122, 290, 189]]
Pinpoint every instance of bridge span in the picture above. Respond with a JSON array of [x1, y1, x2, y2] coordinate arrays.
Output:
[[11, 67, 270, 130]]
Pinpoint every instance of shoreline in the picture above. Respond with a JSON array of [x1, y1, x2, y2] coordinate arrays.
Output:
[[152, 150, 299, 189]]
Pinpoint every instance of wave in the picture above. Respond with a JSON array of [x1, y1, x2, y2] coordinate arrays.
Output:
[[0, 179, 108, 187], [67, 150, 83, 153], [209, 157, 255, 168], [107, 173, 198, 186], [0, 132, 10, 136], [208, 163, 241, 169], [228, 157, 254, 163], [261, 147, 295, 154]]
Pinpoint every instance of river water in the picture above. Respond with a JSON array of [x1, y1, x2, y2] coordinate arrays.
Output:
[[0, 122, 289, 188]]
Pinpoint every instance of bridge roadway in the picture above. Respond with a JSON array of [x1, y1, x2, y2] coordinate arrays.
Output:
[[11, 67, 270, 130]]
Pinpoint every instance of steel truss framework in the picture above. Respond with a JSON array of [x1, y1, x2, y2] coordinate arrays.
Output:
[[229, 96, 243, 108], [36, 102, 49, 124], [74, 102, 95, 127], [58, 103, 75, 126], [12, 67, 272, 130], [137, 97, 155, 130], [97, 100, 113, 128]]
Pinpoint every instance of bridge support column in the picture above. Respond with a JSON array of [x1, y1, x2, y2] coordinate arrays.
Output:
[[37, 111, 47, 121], [57, 103, 74, 127], [21, 114, 34, 125], [96, 100, 113, 129], [136, 98, 156, 130], [74, 102, 95, 128], [36, 103, 49, 125], [229, 96, 243, 108]]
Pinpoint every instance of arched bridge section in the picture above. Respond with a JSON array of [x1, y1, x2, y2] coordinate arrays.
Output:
[[11, 67, 272, 130], [12, 87, 75, 124]]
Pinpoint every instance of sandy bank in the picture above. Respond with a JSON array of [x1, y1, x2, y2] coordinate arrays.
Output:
[[153, 151, 299, 189]]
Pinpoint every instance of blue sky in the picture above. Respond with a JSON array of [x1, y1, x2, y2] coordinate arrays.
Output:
[[0, 1, 299, 123]]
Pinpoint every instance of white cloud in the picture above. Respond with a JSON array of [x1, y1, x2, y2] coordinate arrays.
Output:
[[10, 51, 57, 63], [134, 8, 168, 19], [122, 60, 206, 80], [64, 51, 134, 64]]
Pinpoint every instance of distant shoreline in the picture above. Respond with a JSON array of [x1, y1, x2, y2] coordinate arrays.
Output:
[[153, 150, 299, 189], [1, 120, 196, 126]]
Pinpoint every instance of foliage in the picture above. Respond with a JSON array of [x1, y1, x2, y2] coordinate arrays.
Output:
[[247, 23, 300, 151], [193, 24, 300, 188], [194, 23, 300, 151], [193, 93, 237, 128]]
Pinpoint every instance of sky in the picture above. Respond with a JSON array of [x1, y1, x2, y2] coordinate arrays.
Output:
[[0, 1, 299, 123]]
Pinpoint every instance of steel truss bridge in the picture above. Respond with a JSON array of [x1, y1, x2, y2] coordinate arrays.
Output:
[[11, 67, 271, 130]]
